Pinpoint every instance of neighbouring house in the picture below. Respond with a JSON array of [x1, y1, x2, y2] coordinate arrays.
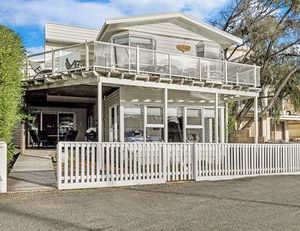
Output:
[[19, 12, 260, 150]]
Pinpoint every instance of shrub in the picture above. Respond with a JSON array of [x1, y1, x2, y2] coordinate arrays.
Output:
[[0, 25, 25, 160]]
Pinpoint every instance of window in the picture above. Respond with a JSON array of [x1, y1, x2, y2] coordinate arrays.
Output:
[[146, 106, 164, 142], [130, 36, 155, 50], [124, 106, 144, 142], [185, 108, 203, 143], [196, 42, 223, 60], [168, 107, 183, 142], [147, 107, 163, 124], [187, 109, 202, 126]]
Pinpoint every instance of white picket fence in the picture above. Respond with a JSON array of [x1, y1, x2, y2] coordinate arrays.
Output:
[[57, 142, 300, 190], [0, 142, 7, 193]]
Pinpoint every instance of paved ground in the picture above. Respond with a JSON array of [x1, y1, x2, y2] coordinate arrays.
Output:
[[7, 149, 56, 192], [1, 175, 300, 230]]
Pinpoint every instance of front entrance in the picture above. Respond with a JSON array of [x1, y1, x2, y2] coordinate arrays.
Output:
[[43, 113, 58, 139]]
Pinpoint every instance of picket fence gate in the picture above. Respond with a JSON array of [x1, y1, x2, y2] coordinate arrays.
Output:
[[57, 142, 300, 190], [0, 142, 7, 193]]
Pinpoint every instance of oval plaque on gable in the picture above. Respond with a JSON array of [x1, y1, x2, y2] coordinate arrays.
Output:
[[176, 44, 191, 53]]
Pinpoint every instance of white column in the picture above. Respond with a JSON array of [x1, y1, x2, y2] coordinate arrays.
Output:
[[97, 78, 102, 142], [214, 93, 219, 143], [220, 107, 225, 143], [208, 118, 213, 143], [164, 88, 168, 142], [120, 104, 124, 142], [225, 102, 228, 143], [254, 96, 259, 143]]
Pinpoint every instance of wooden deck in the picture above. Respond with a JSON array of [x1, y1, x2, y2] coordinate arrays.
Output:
[[7, 149, 57, 192]]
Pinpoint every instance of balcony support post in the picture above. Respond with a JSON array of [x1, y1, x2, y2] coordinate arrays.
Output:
[[214, 93, 219, 143], [254, 95, 259, 144], [164, 88, 168, 142], [97, 77, 102, 142]]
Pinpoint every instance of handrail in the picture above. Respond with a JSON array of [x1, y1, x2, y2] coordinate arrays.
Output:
[[25, 40, 261, 87], [27, 40, 261, 69]]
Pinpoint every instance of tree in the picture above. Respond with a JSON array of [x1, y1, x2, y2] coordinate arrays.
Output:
[[211, 0, 300, 130], [0, 25, 24, 160]]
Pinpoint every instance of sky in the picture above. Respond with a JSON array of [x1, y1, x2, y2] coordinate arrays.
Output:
[[0, 0, 229, 54]]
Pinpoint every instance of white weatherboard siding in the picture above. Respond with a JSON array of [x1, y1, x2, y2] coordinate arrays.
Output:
[[45, 24, 98, 51], [118, 21, 211, 42]]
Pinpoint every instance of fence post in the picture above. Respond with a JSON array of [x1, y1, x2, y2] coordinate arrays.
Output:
[[163, 144, 167, 182], [193, 143, 198, 181], [57, 142, 62, 190], [0, 142, 7, 193]]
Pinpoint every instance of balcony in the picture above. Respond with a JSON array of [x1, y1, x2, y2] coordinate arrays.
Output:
[[25, 41, 260, 88]]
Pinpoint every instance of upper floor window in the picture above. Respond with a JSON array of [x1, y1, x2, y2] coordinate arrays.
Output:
[[196, 41, 223, 60], [112, 33, 156, 50]]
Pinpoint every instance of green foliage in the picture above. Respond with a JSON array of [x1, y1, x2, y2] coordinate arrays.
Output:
[[227, 102, 237, 134], [0, 25, 25, 160], [211, 0, 300, 128]]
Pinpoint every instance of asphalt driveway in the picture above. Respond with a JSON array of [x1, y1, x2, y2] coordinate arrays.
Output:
[[1, 175, 300, 230]]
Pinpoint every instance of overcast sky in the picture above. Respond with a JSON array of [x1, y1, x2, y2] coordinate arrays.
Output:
[[0, 0, 229, 53]]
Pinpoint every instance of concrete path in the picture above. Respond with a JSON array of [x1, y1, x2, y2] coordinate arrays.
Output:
[[7, 149, 57, 192]]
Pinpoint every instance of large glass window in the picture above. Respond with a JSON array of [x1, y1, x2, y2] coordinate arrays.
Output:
[[130, 36, 155, 50], [146, 128, 164, 142], [187, 109, 202, 126], [168, 107, 183, 142], [146, 106, 164, 142], [58, 113, 75, 140], [124, 106, 144, 142], [186, 108, 203, 143], [186, 129, 203, 142], [147, 107, 163, 124]]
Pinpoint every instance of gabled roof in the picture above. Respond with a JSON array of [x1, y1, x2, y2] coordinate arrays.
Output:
[[97, 12, 243, 45]]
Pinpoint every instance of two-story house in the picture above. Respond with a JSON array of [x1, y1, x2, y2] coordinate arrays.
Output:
[[21, 12, 260, 151]]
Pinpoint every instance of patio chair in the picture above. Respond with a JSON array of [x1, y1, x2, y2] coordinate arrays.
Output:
[[29, 60, 52, 78], [63, 130, 78, 141], [65, 58, 82, 70], [29, 130, 50, 148]]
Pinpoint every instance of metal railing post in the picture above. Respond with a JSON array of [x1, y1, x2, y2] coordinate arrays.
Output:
[[199, 58, 202, 81], [168, 53, 172, 78], [136, 46, 140, 75], [51, 48, 55, 75], [85, 40, 89, 71], [224, 60, 228, 84], [254, 64, 257, 88]]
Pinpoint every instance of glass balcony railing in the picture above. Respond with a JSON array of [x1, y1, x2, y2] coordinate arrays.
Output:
[[25, 41, 260, 87]]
